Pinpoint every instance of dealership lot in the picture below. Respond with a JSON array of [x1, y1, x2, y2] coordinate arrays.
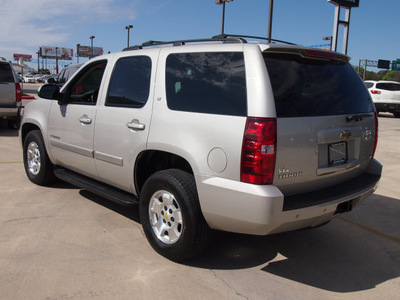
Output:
[[0, 115, 399, 299]]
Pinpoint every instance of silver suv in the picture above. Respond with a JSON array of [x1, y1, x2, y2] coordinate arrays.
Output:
[[20, 35, 382, 261], [0, 58, 22, 128]]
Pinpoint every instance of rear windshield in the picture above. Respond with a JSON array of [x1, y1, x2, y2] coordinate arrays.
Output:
[[264, 53, 374, 117], [376, 82, 400, 91], [0, 63, 14, 83]]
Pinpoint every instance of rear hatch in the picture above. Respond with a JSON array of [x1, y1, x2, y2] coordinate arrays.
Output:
[[263, 48, 377, 197], [376, 82, 400, 102]]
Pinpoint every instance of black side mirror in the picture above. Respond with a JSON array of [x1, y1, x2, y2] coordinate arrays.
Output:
[[47, 77, 56, 84], [38, 84, 61, 100]]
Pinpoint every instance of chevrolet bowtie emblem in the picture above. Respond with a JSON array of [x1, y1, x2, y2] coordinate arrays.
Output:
[[340, 130, 351, 140]]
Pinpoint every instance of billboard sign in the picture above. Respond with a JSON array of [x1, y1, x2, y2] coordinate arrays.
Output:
[[13, 54, 32, 61], [328, 0, 360, 7], [392, 60, 400, 72], [77, 45, 104, 58], [40, 46, 73, 60]]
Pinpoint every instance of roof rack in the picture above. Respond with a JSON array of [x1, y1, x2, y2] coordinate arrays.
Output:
[[123, 34, 295, 51], [123, 36, 246, 51], [213, 34, 297, 45]]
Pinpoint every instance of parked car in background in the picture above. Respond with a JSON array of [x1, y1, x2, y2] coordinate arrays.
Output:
[[21, 35, 382, 261], [47, 63, 83, 87], [364, 80, 400, 118], [0, 57, 21, 128], [23, 74, 35, 83]]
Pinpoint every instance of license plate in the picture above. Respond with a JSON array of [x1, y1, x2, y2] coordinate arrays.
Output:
[[329, 142, 348, 166]]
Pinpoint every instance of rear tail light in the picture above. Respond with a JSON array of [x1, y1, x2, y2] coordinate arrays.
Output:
[[241, 117, 277, 185], [15, 83, 22, 102], [370, 90, 381, 95], [372, 112, 379, 158]]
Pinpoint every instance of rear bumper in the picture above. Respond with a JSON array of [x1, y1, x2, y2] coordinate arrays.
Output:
[[374, 102, 400, 113], [197, 158, 382, 235], [0, 107, 19, 118]]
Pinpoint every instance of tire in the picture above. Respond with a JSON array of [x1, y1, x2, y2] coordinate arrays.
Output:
[[23, 130, 56, 186], [393, 112, 400, 118], [139, 169, 210, 262]]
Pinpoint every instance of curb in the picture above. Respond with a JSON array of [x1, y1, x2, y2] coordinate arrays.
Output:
[[22, 96, 35, 100]]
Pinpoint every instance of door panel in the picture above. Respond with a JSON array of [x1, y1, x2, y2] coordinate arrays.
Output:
[[93, 54, 157, 193], [47, 60, 108, 178]]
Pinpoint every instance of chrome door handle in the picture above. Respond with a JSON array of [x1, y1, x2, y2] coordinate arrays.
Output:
[[79, 115, 92, 124], [126, 119, 145, 131]]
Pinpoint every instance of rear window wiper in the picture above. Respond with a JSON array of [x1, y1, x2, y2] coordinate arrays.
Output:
[[346, 113, 373, 123]]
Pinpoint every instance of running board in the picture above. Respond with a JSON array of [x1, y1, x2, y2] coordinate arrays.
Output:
[[54, 168, 139, 206]]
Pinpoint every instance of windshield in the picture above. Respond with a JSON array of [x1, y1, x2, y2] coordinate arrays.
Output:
[[264, 53, 374, 117]]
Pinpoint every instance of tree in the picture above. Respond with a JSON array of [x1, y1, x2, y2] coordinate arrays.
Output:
[[381, 70, 400, 82], [353, 66, 379, 80]]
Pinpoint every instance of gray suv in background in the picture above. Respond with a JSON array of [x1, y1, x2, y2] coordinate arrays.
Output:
[[20, 35, 382, 261], [47, 63, 83, 87], [0, 57, 21, 129]]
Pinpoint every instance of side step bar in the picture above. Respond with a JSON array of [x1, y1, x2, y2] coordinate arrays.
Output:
[[54, 168, 139, 206]]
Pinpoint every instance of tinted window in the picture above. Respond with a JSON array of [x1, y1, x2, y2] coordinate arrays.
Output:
[[68, 61, 107, 105], [364, 82, 374, 89], [264, 53, 374, 117], [166, 52, 247, 116], [0, 63, 14, 82], [58, 69, 67, 84], [376, 82, 400, 91], [106, 56, 151, 108]]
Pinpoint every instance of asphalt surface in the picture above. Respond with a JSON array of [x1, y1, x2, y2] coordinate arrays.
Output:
[[0, 99, 399, 299]]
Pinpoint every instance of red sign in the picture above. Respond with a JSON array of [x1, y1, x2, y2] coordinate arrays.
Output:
[[13, 54, 32, 60]]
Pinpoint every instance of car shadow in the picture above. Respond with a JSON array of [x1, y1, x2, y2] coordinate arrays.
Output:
[[0, 125, 19, 136], [78, 189, 141, 223], [76, 189, 400, 293], [188, 193, 400, 292]]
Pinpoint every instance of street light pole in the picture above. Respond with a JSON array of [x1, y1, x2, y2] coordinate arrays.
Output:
[[125, 25, 133, 47], [76, 44, 80, 63], [89, 36, 95, 59], [267, 0, 274, 43], [215, 0, 233, 35], [55, 47, 58, 74]]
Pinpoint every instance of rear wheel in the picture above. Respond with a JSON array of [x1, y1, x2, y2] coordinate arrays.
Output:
[[139, 169, 209, 262], [393, 112, 400, 118], [23, 130, 56, 186]]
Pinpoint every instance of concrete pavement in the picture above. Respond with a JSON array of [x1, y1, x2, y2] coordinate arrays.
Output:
[[0, 115, 399, 300]]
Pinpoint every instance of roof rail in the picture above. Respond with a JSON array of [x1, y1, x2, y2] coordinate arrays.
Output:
[[213, 34, 297, 45], [123, 37, 245, 51], [123, 34, 295, 51]]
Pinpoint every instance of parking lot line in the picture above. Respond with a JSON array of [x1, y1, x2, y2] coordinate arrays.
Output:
[[338, 216, 400, 244]]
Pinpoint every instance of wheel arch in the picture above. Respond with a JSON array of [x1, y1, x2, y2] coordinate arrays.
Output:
[[134, 150, 194, 195]]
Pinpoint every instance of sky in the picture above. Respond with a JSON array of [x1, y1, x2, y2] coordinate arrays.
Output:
[[0, 0, 399, 73]]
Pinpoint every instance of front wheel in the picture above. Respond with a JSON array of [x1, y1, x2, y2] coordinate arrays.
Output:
[[23, 130, 56, 186], [139, 169, 209, 262]]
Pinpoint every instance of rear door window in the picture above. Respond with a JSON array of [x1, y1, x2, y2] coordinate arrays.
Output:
[[165, 52, 247, 116], [364, 82, 374, 89], [264, 53, 374, 117], [106, 56, 152, 108]]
